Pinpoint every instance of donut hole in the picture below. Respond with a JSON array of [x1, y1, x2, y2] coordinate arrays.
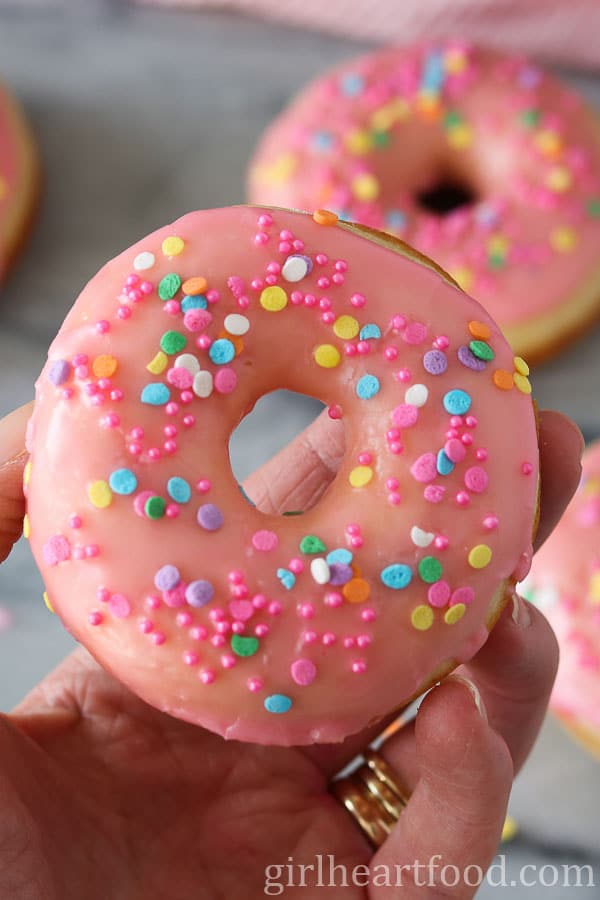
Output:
[[229, 389, 343, 515], [416, 175, 477, 216]]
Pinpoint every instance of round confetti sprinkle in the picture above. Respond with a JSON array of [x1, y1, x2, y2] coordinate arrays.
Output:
[[311, 558, 331, 584], [167, 477, 191, 504], [193, 371, 213, 398], [231, 634, 259, 657], [423, 350, 448, 375], [92, 355, 118, 378], [359, 323, 381, 340], [175, 353, 200, 375], [182, 276, 208, 296], [48, 360, 71, 386], [469, 340, 495, 361], [182, 295, 208, 312], [329, 563, 353, 585], [392, 403, 418, 428], [209, 338, 235, 366], [468, 544, 492, 569], [291, 659, 317, 686], [458, 345, 486, 371], [109, 468, 138, 496], [464, 467, 489, 493], [160, 331, 187, 355], [380, 564, 412, 589], [428, 581, 451, 608], [282, 255, 312, 282], [514, 374, 532, 394], [224, 313, 250, 336], [88, 481, 112, 509], [342, 578, 371, 603], [444, 603, 467, 625], [186, 580, 214, 607], [214, 368, 237, 394], [333, 315, 360, 339], [158, 273, 182, 301], [451, 586, 475, 606], [468, 321, 491, 340], [418, 556, 443, 583], [356, 374, 380, 400], [404, 384, 428, 407], [493, 370, 514, 391], [314, 344, 341, 368], [154, 565, 181, 592], [513, 356, 530, 376], [147, 351, 168, 375], [349, 465, 373, 488], [443, 389, 472, 415], [326, 548, 353, 565], [145, 496, 166, 520], [141, 383, 171, 406], [411, 605, 434, 631], [252, 530, 278, 551], [133, 251, 155, 271], [198, 503, 224, 531], [300, 535, 326, 554], [313, 209, 338, 226], [260, 285, 288, 312], [109, 594, 131, 619], [264, 694, 293, 714], [436, 449, 454, 476], [162, 235, 185, 256]]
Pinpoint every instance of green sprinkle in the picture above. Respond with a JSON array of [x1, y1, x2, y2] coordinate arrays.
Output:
[[469, 340, 495, 361], [372, 131, 390, 148], [160, 331, 187, 355], [520, 108, 540, 128], [488, 253, 506, 270], [444, 110, 462, 129], [231, 635, 259, 657], [586, 198, 600, 219], [145, 496, 166, 520], [283, 510, 304, 517], [418, 556, 442, 584], [158, 273, 182, 301], [300, 535, 326, 554]]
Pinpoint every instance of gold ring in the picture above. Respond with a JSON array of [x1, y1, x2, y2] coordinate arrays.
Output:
[[363, 749, 412, 806]]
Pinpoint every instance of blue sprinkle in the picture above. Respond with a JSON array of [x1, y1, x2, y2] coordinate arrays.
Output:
[[436, 449, 455, 476], [209, 338, 235, 366], [336, 209, 352, 222], [326, 548, 353, 566], [359, 323, 381, 341], [239, 483, 256, 507], [421, 49, 445, 93], [167, 477, 192, 504], [312, 130, 334, 151], [356, 374, 380, 400], [443, 389, 472, 415], [181, 294, 208, 312], [386, 209, 407, 231], [109, 468, 138, 496], [340, 72, 365, 96], [277, 568, 296, 591], [380, 564, 413, 590], [264, 693, 293, 714], [141, 383, 171, 406]]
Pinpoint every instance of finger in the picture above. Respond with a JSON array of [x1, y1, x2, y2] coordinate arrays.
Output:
[[372, 677, 512, 899], [0, 402, 32, 563], [535, 409, 583, 551], [242, 409, 344, 514]]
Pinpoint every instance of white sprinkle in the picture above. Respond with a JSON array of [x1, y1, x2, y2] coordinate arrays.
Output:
[[405, 384, 429, 407], [193, 370, 213, 398], [410, 526, 434, 548], [133, 251, 155, 271], [282, 255, 310, 282], [175, 353, 201, 375], [310, 558, 330, 585], [224, 313, 250, 336]]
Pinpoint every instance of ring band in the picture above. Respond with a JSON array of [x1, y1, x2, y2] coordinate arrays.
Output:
[[331, 749, 412, 848]]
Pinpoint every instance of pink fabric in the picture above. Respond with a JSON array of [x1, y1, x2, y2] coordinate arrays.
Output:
[[137, 0, 600, 69]]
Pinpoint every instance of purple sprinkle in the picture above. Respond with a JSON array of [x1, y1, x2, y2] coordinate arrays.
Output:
[[186, 580, 215, 607], [154, 564, 181, 592], [423, 349, 448, 375], [197, 503, 224, 531], [458, 344, 486, 371], [328, 563, 354, 586], [48, 360, 71, 386], [43, 534, 71, 566]]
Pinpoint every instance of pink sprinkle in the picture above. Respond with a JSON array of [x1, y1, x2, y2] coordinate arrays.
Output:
[[332, 273, 344, 285], [350, 292, 366, 308], [434, 535, 449, 550], [138, 618, 154, 634], [184, 309, 212, 332], [268, 601, 282, 616], [522, 462, 534, 475], [145, 594, 161, 610], [267, 261, 281, 274], [252, 530, 278, 552], [350, 536, 364, 549], [424, 484, 445, 503], [428, 581, 451, 608], [200, 669, 216, 684], [251, 278, 264, 291], [176, 611, 193, 628], [445, 438, 466, 463], [184, 651, 199, 666], [358, 452, 372, 465], [232, 584, 248, 599], [411, 452, 437, 483], [166, 402, 179, 416], [196, 334, 213, 350], [475, 448, 488, 461], [128, 442, 142, 457], [299, 603, 315, 619], [290, 290, 303, 305], [343, 636, 355, 649], [291, 658, 317, 686], [483, 515, 499, 530], [357, 341, 370, 355], [96, 320, 110, 334], [109, 594, 131, 619], [434, 335, 450, 350], [388, 492, 402, 505], [166, 503, 180, 518], [254, 232, 269, 246], [232, 621, 244, 634], [190, 625, 208, 641], [304, 293, 316, 307], [211, 634, 226, 648], [351, 659, 367, 674], [464, 466, 489, 493], [209, 608, 225, 622], [183, 415, 195, 427], [253, 593, 267, 609], [69, 515, 82, 530], [335, 260, 348, 272], [75, 365, 88, 379], [451, 587, 475, 606], [228, 570, 244, 584], [148, 448, 161, 461], [89, 611, 103, 626], [167, 367, 193, 389], [322, 632, 336, 646], [73, 546, 85, 561], [456, 491, 471, 506], [214, 368, 238, 394], [163, 584, 186, 608], [303, 629, 318, 643], [450, 416, 464, 428], [43, 534, 71, 567], [85, 545, 99, 558], [140, 281, 153, 295], [110, 389, 124, 402], [130, 427, 144, 440], [384, 347, 398, 361], [196, 479, 211, 493], [229, 600, 254, 621], [356, 634, 372, 648], [279, 241, 292, 254], [391, 314, 406, 330], [255, 624, 270, 637], [361, 608, 377, 622], [265, 274, 278, 286], [258, 213, 273, 227], [324, 592, 343, 608], [321, 311, 335, 325], [392, 404, 418, 428], [163, 441, 177, 454], [403, 321, 427, 345], [317, 276, 330, 289], [289, 558, 304, 574], [385, 477, 399, 490], [73, 354, 88, 366], [461, 433, 473, 446], [216, 621, 231, 635], [117, 307, 131, 321], [247, 677, 263, 692], [180, 391, 193, 405], [152, 631, 166, 646], [62, 388, 74, 400], [344, 344, 357, 357], [315, 253, 328, 265], [465, 415, 478, 428]]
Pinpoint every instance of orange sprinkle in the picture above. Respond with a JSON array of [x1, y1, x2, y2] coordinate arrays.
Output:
[[219, 329, 244, 355], [92, 354, 118, 378], [182, 276, 208, 296], [313, 209, 339, 227], [343, 577, 371, 604], [468, 320, 491, 340], [493, 369, 514, 391]]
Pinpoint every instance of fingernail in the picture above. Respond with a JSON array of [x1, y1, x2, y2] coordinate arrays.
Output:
[[0, 405, 30, 467], [511, 591, 532, 629], [447, 674, 487, 720]]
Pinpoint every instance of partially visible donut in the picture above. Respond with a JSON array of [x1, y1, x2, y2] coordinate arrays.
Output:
[[524, 441, 600, 761], [25, 206, 539, 745], [248, 43, 600, 363], [0, 79, 39, 284]]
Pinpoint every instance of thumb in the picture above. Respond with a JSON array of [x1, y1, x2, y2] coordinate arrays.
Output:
[[0, 402, 32, 563]]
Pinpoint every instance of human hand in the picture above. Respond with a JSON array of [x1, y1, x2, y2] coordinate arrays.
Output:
[[0, 403, 582, 899]]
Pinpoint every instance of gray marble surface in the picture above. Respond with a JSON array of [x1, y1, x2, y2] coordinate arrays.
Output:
[[0, 3, 599, 895]]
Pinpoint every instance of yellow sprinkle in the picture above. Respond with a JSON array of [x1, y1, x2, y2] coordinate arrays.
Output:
[[88, 480, 113, 509], [23, 460, 32, 487], [333, 315, 360, 340], [261, 153, 298, 184], [450, 266, 473, 293], [444, 603, 466, 625], [370, 98, 409, 131], [43, 591, 55, 614], [349, 466, 373, 488], [447, 123, 473, 149], [488, 234, 509, 255], [513, 356, 530, 376], [23, 514, 30, 540], [514, 373, 532, 394], [589, 571, 600, 603], [501, 816, 519, 843], [445, 49, 467, 73], [260, 285, 288, 312], [550, 226, 577, 253], [92, 354, 118, 379], [584, 477, 600, 497], [345, 129, 372, 155], [535, 130, 562, 157], [352, 172, 380, 202], [314, 344, 341, 368], [161, 235, 185, 257], [546, 166, 572, 192], [468, 544, 492, 569], [411, 605, 434, 631], [417, 93, 441, 119], [146, 351, 169, 375]]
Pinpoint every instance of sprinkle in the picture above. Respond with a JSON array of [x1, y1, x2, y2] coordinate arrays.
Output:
[[410, 526, 434, 548], [360, 324, 381, 340], [154, 565, 181, 591], [88, 481, 112, 509], [291, 659, 317, 686], [141, 383, 171, 406], [458, 345, 486, 371], [282, 255, 312, 282], [207, 338, 234, 366], [314, 344, 341, 368], [411, 605, 434, 631], [182, 295, 208, 312], [411, 452, 437, 483], [147, 351, 169, 375], [493, 370, 514, 391], [109, 594, 131, 619], [300, 535, 326, 554], [186, 580, 214, 607], [92, 354, 118, 378], [513, 356, 530, 376], [352, 172, 379, 201], [264, 694, 292, 714], [162, 235, 185, 256], [175, 353, 201, 374], [252, 530, 278, 552], [277, 568, 296, 590], [311, 558, 330, 585], [514, 374, 532, 394], [109, 469, 138, 496], [43, 534, 71, 566], [182, 276, 208, 295], [329, 563, 353, 585], [349, 466, 373, 488], [23, 461, 32, 487], [167, 477, 191, 504], [198, 503, 224, 531], [326, 548, 353, 565], [444, 603, 467, 625], [342, 578, 371, 603], [451, 586, 475, 605], [145, 496, 166, 519], [356, 374, 380, 399], [405, 384, 428, 407], [436, 449, 455, 476], [43, 591, 54, 613], [231, 634, 259, 657], [214, 368, 238, 394], [23, 514, 30, 539], [224, 313, 250, 335], [313, 209, 338, 226], [418, 556, 442, 583], [428, 581, 450, 608], [380, 564, 412, 589], [468, 321, 491, 340], [550, 226, 577, 253], [48, 360, 71, 386], [333, 315, 360, 339], [193, 371, 214, 398], [443, 389, 472, 415], [160, 331, 187, 355], [468, 544, 492, 569], [469, 340, 494, 361], [464, 467, 489, 493], [158, 273, 182, 301], [260, 285, 288, 312], [133, 251, 155, 271], [392, 403, 418, 427], [423, 350, 447, 375]]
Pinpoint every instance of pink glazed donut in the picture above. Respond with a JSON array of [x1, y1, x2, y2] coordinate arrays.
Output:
[[524, 441, 600, 761], [25, 206, 539, 745], [248, 43, 600, 363], [0, 79, 39, 284]]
